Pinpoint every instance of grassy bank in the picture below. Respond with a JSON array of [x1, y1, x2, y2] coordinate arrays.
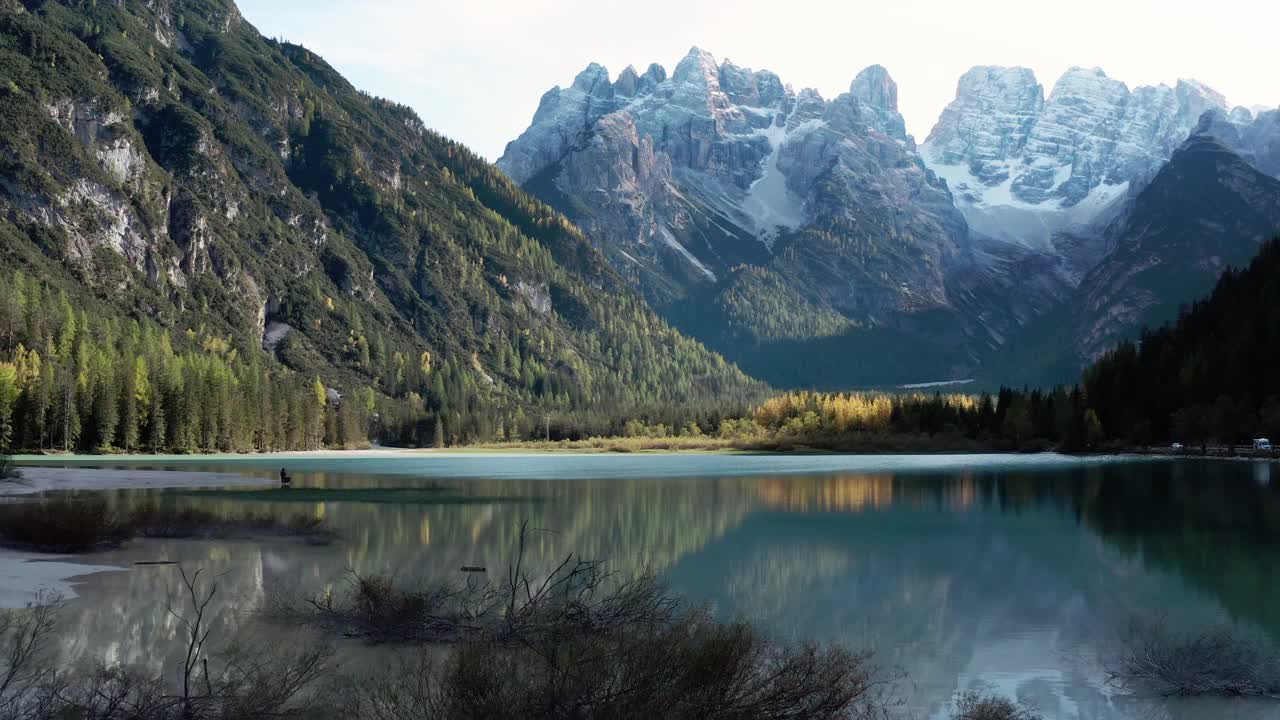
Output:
[[472, 430, 995, 454]]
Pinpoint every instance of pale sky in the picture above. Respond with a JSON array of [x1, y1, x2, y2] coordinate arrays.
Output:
[[238, 0, 1280, 162]]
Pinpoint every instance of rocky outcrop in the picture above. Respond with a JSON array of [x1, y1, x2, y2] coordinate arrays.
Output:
[[499, 63, 618, 185], [1196, 107, 1280, 179]]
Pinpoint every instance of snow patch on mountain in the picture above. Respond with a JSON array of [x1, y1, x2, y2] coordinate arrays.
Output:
[[929, 159, 1128, 249], [659, 225, 716, 281], [741, 120, 806, 247]]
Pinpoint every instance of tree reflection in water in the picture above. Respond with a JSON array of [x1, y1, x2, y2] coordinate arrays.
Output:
[[32, 457, 1280, 720]]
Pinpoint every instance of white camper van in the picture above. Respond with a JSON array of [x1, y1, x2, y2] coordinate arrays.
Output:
[[1253, 438, 1272, 450]]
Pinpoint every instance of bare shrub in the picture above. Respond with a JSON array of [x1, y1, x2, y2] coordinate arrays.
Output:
[[346, 613, 894, 720], [200, 642, 336, 719], [0, 571, 335, 720], [312, 522, 898, 719], [1105, 617, 1280, 698], [283, 522, 680, 647], [0, 595, 61, 720], [46, 642, 335, 720], [53, 666, 175, 720], [951, 691, 1043, 720]]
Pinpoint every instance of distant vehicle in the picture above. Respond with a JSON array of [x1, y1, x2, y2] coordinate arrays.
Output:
[[1253, 438, 1272, 450], [1171, 443, 1185, 451]]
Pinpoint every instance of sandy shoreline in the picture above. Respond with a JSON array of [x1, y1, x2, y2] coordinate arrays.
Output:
[[0, 550, 125, 608], [0, 467, 273, 607]]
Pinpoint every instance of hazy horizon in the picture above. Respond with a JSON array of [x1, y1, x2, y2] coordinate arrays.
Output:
[[239, 0, 1279, 162]]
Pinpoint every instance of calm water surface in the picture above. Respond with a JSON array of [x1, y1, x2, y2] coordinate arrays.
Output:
[[17, 453, 1280, 719]]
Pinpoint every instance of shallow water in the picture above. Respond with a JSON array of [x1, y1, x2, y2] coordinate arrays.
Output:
[[14, 453, 1280, 719]]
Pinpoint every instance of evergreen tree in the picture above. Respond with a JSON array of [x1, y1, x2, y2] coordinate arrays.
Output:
[[0, 363, 18, 452]]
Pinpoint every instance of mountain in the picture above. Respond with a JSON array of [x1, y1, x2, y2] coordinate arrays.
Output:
[[0, 0, 757, 449], [500, 53, 1278, 388], [1084, 235, 1280, 445], [919, 69, 1280, 384], [501, 49, 982, 386], [1196, 106, 1280, 179], [921, 66, 1234, 250], [986, 134, 1280, 384]]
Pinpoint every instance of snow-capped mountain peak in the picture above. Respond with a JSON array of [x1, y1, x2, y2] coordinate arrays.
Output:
[[921, 65, 1231, 249], [497, 51, 962, 315], [498, 55, 1273, 388]]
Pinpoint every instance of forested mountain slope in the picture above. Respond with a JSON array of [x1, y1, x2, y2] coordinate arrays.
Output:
[[983, 135, 1280, 386], [1084, 237, 1280, 445], [0, 0, 757, 452]]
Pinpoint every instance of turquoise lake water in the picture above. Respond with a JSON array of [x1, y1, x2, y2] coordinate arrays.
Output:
[[14, 453, 1280, 719]]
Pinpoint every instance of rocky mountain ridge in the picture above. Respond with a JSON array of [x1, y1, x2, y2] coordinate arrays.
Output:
[[499, 49, 964, 310], [921, 66, 1240, 248], [500, 49, 982, 386], [502, 52, 1279, 386], [986, 132, 1280, 384]]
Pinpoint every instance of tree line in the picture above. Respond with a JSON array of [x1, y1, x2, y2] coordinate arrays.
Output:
[[0, 273, 377, 454], [1085, 237, 1280, 448], [527, 389, 1107, 454], [0, 267, 754, 454]]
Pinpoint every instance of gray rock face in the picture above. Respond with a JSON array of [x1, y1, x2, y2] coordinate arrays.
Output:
[[500, 54, 1277, 387], [498, 48, 966, 326], [924, 67, 1044, 186], [922, 66, 1230, 249], [498, 63, 618, 186], [1196, 107, 1280, 179]]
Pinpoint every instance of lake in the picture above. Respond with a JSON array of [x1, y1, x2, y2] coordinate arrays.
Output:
[[11, 452, 1280, 719]]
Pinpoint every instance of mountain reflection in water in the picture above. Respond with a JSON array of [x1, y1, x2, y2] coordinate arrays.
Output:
[[29, 455, 1280, 720]]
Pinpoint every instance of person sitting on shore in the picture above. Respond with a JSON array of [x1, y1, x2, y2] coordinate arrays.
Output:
[[280, 467, 292, 488]]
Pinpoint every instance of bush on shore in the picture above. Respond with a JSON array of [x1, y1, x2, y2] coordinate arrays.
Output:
[[274, 528, 683, 646], [1105, 618, 1280, 699], [951, 692, 1043, 720], [273, 522, 901, 719], [345, 615, 892, 720]]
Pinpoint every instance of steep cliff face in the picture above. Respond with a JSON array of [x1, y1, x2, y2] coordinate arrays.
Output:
[[501, 49, 977, 386], [922, 66, 1230, 249], [499, 51, 1280, 387], [1197, 107, 1280, 179], [500, 49, 967, 307]]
